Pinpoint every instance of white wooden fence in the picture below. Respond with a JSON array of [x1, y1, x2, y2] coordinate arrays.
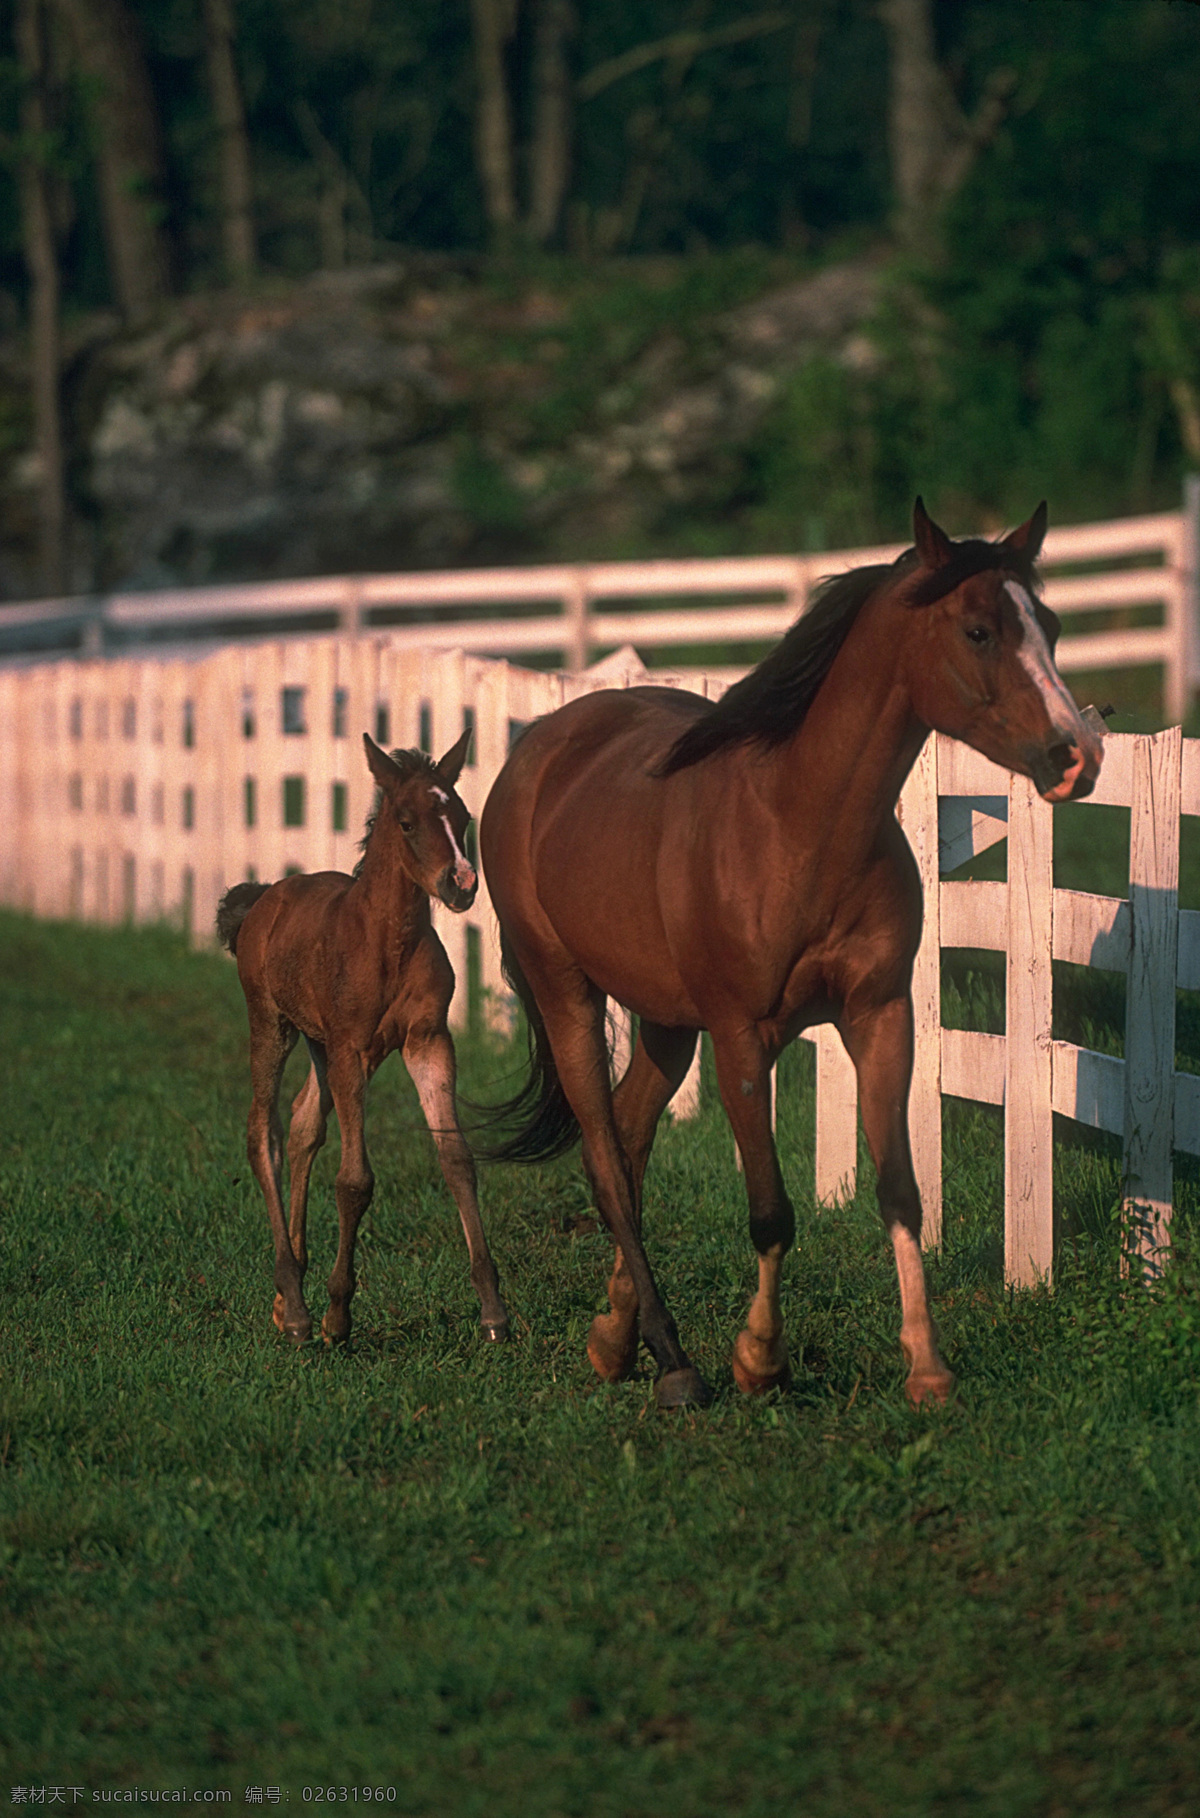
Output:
[[2, 485, 1198, 721], [0, 634, 1195, 1282]]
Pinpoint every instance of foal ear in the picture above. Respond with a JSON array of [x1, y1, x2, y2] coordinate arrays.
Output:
[[363, 732, 402, 787], [436, 725, 473, 786], [1002, 501, 1048, 564], [912, 496, 954, 569]]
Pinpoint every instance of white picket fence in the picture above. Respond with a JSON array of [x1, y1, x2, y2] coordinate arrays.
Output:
[[3, 486, 1198, 721], [0, 634, 1194, 1281]]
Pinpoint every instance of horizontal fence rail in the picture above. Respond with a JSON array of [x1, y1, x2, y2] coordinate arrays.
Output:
[[0, 634, 1195, 1282], [2, 483, 1197, 718]]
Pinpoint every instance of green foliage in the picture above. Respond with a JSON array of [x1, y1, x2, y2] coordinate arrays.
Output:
[[4, 889, 1200, 1806]]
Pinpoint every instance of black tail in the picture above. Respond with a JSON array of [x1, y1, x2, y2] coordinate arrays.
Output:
[[476, 928, 581, 1163], [216, 881, 270, 955]]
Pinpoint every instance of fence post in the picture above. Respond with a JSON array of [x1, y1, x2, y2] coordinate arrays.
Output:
[[671, 1039, 702, 1119], [470, 654, 516, 1035], [898, 733, 943, 1246], [1123, 726, 1182, 1272], [1182, 473, 1200, 717], [341, 578, 365, 636], [814, 1026, 857, 1206], [1005, 773, 1054, 1285], [565, 570, 590, 673]]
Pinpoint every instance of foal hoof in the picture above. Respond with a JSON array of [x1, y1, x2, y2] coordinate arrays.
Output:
[[587, 1314, 638, 1383], [905, 1368, 956, 1408], [481, 1318, 510, 1343], [654, 1365, 713, 1411], [273, 1295, 312, 1345]]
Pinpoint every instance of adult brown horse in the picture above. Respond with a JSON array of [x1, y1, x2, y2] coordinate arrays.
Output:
[[481, 501, 1102, 1410], [218, 731, 508, 1349]]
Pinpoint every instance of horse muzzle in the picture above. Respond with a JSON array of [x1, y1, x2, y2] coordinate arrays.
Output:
[[437, 864, 478, 912], [1031, 735, 1103, 803]]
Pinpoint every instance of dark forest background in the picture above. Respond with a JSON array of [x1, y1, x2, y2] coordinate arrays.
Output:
[[3, 0, 1200, 595]]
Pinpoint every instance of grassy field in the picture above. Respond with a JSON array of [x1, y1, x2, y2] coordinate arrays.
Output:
[[3, 868, 1200, 1814]]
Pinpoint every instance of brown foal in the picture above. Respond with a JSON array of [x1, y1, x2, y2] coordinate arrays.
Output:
[[218, 729, 508, 1348], [481, 500, 1102, 1410]]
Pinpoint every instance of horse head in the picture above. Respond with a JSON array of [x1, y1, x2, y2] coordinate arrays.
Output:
[[903, 499, 1103, 802], [363, 727, 478, 910]]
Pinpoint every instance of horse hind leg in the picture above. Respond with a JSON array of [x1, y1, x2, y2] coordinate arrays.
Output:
[[841, 996, 954, 1407], [274, 1040, 332, 1334], [404, 1027, 509, 1341], [535, 982, 709, 1409], [245, 1006, 310, 1342], [711, 1031, 793, 1396], [588, 1022, 697, 1384], [322, 1053, 374, 1346]]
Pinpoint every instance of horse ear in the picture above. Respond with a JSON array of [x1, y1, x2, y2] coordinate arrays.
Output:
[[436, 725, 472, 786], [363, 732, 401, 787], [913, 497, 954, 569], [1003, 501, 1048, 563]]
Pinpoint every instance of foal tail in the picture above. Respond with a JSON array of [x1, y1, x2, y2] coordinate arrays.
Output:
[[478, 929, 581, 1163], [216, 880, 270, 956]]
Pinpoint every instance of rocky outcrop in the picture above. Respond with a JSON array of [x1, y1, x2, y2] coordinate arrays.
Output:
[[0, 253, 884, 598]]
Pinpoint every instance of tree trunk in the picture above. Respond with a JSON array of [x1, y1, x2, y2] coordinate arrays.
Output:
[[52, 0, 169, 319], [16, 0, 67, 596], [201, 0, 255, 281], [469, 0, 517, 242], [528, 0, 573, 245], [880, 0, 1014, 253]]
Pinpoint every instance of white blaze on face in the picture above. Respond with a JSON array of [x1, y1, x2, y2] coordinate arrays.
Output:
[[1004, 580, 1086, 742], [429, 786, 474, 883]]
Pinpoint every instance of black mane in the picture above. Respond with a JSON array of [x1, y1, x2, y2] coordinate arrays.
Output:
[[656, 534, 1041, 776]]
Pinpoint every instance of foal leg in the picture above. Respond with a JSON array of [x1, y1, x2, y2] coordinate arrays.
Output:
[[842, 996, 954, 1406], [589, 1022, 698, 1383], [245, 1006, 309, 1341], [273, 1041, 332, 1333], [322, 1053, 375, 1346], [404, 1025, 509, 1341], [711, 1029, 793, 1394]]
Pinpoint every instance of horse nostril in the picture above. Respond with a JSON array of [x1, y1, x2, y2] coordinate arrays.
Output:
[[440, 864, 477, 909]]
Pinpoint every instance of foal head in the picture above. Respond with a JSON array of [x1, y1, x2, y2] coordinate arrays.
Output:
[[901, 500, 1103, 802], [362, 727, 478, 910]]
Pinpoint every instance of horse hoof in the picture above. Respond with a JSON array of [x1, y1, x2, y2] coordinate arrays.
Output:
[[731, 1352, 792, 1396], [320, 1315, 349, 1347], [655, 1365, 713, 1411], [906, 1368, 955, 1408], [481, 1319, 509, 1343], [731, 1329, 791, 1396], [587, 1315, 637, 1383]]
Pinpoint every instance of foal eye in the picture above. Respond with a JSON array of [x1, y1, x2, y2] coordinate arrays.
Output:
[[965, 625, 991, 646]]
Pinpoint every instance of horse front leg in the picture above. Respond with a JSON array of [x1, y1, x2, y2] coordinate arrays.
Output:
[[711, 1028, 794, 1395], [589, 1021, 698, 1383], [322, 1053, 374, 1346], [403, 1026, 509, 1341], [841, 995, 954, 1406]]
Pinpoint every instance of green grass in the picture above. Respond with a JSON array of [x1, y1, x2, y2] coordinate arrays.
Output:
[[3, 906, 1200, 1815]]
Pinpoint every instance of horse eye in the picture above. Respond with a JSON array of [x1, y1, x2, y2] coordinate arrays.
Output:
[[399, 817, 415, 835], [965, 625, 991, 646]]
